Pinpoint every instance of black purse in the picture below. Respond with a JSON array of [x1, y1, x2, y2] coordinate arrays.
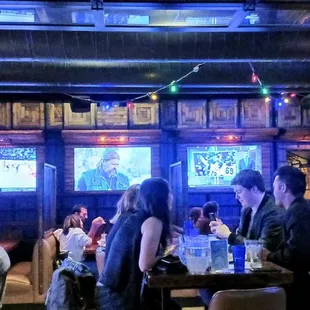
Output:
[[152, 255, 187, 274]]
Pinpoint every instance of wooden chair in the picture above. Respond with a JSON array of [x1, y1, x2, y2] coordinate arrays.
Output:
[[209, 287, 286, 310]]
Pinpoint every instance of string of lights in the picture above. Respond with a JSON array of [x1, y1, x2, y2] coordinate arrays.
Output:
[[66, 62, 310, 111]]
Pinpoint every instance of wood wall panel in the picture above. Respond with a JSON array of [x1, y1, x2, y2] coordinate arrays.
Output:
[[277, 105, 302, 127], [46, 103, 63, 129], [209, 99, 238, 128], [178, 100, 206, 128], [0, 102, 11, 129], [241, 99, 271, 127], [64, 102, 96, 129], [13, 102, 45, 129], [160, 101, 177, 129], [303, 108, 310, 127], [129, 103, 159, 128], [97, 106, 128, 129]]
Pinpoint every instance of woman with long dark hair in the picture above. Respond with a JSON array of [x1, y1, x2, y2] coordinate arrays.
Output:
[[97, 177, 172, 310]]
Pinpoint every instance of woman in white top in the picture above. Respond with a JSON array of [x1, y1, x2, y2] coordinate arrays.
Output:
[[58, 214, 92, 262]]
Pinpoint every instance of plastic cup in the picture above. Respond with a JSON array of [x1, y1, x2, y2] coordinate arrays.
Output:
[[232, 245, 246, 273]]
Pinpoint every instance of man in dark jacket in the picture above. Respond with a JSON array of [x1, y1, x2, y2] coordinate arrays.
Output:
[[211, 170, 285, 251], [261, 166, 310, 310]]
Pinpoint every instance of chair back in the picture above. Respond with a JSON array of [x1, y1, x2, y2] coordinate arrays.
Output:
[[209, 286, 286, 310], [0, 273, 7, 308]]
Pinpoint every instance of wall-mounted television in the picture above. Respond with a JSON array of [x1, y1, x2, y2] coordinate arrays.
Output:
[[74, 147, 152, 191], [188, 145, 262, 189], [0, 147, 37, 192]]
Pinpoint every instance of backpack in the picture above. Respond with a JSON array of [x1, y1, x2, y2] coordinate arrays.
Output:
[[45, 268, 86, 310]]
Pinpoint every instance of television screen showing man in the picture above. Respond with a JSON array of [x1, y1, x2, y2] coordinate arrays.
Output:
[[76, 149, 130, 191]]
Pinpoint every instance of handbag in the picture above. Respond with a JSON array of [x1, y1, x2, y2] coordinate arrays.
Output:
[[152, 255, 187, 274]]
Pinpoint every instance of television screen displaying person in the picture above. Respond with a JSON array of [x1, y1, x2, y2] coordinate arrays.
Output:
[[76, 149, 130, 191], [238, 151, 255, 171]]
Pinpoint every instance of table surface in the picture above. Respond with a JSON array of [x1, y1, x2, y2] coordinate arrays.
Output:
[[0, 240, 20, 252], [147, 262, 293, 290], [84, 243, 99, 255]]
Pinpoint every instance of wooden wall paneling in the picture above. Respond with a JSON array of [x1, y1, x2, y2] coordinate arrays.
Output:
[[240, 99, 271, 127], [46, 102, 63, 129], [97, 105, 128, 129], [128, 103, 159, 128], [160, 101, 177, 129], [277, 104, 302, 127], [177, 100, 206, 128], [0, 102, 11, 129], [302, 108, 310, 127], [12, 102, 45, 129], [209, 99, 238, 128], [64, 102, 96, 129]]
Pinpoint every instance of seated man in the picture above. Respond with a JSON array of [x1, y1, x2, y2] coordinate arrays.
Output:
[[211, 169, 285, 251], [261, 166, 310, 310], [72, 204, 105, 242]]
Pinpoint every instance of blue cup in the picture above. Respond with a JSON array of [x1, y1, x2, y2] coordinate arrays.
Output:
[[232, 245, 245, 273]]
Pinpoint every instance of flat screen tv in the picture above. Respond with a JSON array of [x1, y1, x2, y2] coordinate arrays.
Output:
[[74, 147, 152, 191], [0, 147, 37, 192], [188, 145, 262, 189]]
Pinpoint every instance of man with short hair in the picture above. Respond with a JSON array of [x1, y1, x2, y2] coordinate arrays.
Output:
[[261, 166, 310, 309], [76, 149, 130, 191], [211, 169, 285, 251], [72, 204, 88, 222], [71, 204, 105, 241]]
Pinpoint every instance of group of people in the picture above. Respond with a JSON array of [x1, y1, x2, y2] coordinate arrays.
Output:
[[54, 165, 310, 310], [189, 167, 310, 310]]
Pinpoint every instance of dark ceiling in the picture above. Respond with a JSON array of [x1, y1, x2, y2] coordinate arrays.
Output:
[[0, 0, 309, 97]]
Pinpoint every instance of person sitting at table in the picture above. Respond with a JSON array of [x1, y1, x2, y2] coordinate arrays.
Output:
[[260, 166, 310, 310], [72, 204, 105, 242], [109, 184, 141, 225], [196, 201, 220, 235], [210, 169, 285, 251], [58, 214, 93, 262], [97, 177, 180, 310], [0, 246, 10, 309]]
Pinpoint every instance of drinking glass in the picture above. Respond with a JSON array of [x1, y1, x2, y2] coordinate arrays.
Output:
[[245, 240, 263, 268]]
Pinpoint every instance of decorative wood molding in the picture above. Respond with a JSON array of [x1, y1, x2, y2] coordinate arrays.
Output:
[[178, 100, 206, 128], [161, 101, 177, 129], [278, 128, 310, 141], [64, 102, 96, 129], [12, 102, 45, 129], [277, 104, 301, 127], [62, 129, 162, 144], [209, 99, 238, 128], [241, 99, 271, 128], [177, 128, 279, 143], [97, 105, 128, 129], [46, 102, 63, 129], [0, 102, 11, 129], [303, 108, 310, 127], [0, 130, 44, 144], [129, 103, 159, 128]]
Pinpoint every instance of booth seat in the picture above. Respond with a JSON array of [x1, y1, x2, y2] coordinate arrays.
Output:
[[3, 234, 57, 304]]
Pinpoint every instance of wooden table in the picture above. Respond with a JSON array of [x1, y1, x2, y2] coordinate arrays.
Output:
[[0, 240, 20, 252], [147, 262, 293, 310], [84, 243, 99, 256]]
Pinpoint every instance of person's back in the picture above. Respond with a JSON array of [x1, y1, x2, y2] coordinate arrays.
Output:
[[98, 210, 147, 309], [59, 227, 91, 262]]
